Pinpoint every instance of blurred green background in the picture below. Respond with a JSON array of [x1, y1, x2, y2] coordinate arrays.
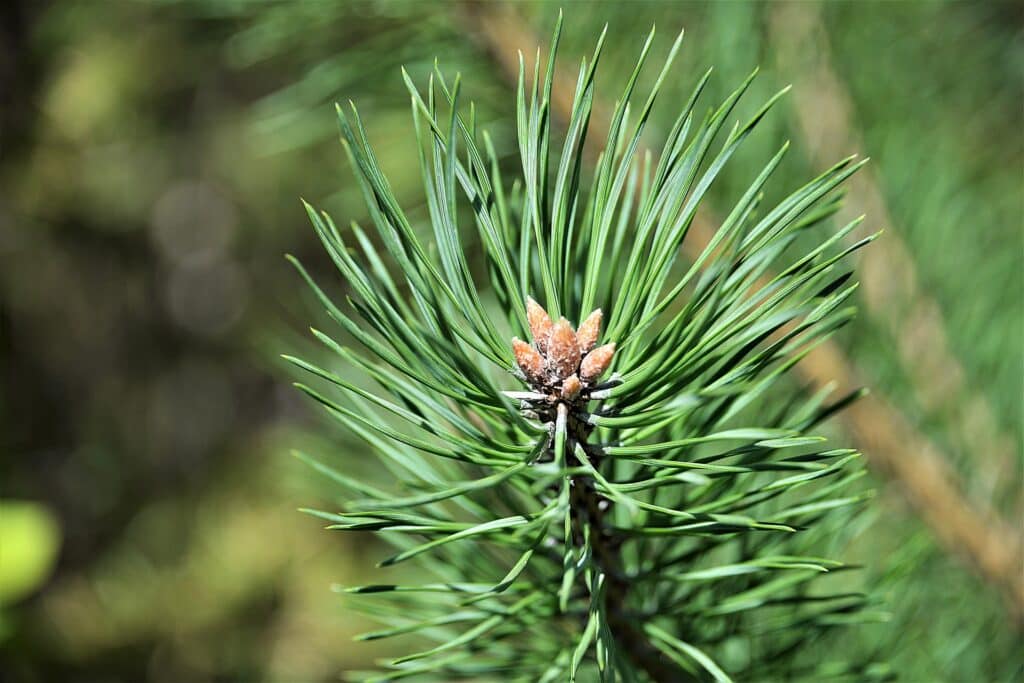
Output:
[[1, 1, 1021, 681]]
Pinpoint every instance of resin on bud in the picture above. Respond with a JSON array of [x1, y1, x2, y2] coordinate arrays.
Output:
[[547, 317, 581, 380]]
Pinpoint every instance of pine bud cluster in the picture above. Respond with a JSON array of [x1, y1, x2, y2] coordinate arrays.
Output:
[[512, 297, 615, 404]]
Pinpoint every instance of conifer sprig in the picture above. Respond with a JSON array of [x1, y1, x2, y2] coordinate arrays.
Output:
[[289, 17, 882, 682]]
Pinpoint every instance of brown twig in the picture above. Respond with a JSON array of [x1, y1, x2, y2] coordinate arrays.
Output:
[[459, 2, 1024, 619]]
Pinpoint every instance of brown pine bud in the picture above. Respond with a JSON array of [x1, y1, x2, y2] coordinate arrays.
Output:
[[512, 337, 546, 386], [561, 374, 582, 400], [547, 317, 581, 380], [580, 342, 615, 382], [576, 308, 603, 354], [526, 296, 553, 354]]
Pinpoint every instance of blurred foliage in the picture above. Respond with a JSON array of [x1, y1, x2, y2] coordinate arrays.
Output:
[[0, 0, 1020, 681], [0, 501, 60, 607]]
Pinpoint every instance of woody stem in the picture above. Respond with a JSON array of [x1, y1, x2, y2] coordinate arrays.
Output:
[[562, 404, 691, 682]]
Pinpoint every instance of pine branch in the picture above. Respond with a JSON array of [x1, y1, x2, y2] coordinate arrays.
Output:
[[464, 1, 1024, 621], [291, 12, 886, 680]]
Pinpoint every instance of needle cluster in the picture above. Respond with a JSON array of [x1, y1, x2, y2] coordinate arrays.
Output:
[[288, 15, 882, 683]]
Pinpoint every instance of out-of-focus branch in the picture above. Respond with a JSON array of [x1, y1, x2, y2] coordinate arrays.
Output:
[[766, 0, 1019, 515], [459, 2, 1024, 619]]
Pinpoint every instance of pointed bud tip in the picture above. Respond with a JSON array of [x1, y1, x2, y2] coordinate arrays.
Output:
[[576, 308, 604, 353], [580, 342, 615, 382], [551, 317, 576, 340], [526, 298, 554, 352], [512, 337, 545, 385]]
